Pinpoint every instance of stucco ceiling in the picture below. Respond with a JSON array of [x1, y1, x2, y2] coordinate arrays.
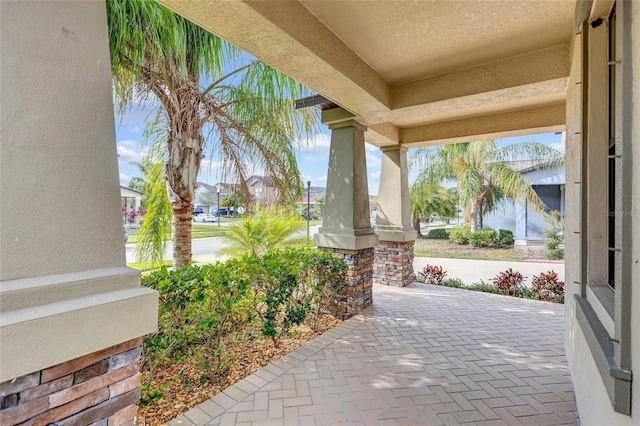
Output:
[[158, 0, 575, 147], [301, 0, 575, 84]]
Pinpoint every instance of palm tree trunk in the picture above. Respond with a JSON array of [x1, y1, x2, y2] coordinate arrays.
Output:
[[171, 200, 193, 270], [470, 200, 479, 233], [413, 217, 422, 237], [166, 120, 204, 269]]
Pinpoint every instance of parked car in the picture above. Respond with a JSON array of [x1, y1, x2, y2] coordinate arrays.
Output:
[[193, 213, 215, 223], [213, 208, 231, 217], [192, 207, 204, 217]]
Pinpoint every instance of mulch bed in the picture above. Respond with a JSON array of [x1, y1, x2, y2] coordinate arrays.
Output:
[[136, 315, 342, 425]]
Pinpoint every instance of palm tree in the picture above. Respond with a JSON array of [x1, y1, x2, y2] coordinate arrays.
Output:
[[108, 0, 316, 269], [409, 182, 457, 237], [221, 209, 306, 257], [411, 140, 563, 232]]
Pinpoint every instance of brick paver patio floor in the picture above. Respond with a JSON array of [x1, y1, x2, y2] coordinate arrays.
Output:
[[169, 283, 577, 425]]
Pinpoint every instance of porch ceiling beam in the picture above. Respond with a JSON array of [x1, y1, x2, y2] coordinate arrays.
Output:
[[157, 0, 391, 118], [365, 123, 400, 148], [363, 44, 570, 126], [401, 103, 566, 148]]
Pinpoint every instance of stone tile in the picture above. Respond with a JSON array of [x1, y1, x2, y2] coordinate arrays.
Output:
[[168, 283, 577, 426]]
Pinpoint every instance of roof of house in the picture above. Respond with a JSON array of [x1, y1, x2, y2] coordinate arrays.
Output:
[[120, 186, 143, 198]]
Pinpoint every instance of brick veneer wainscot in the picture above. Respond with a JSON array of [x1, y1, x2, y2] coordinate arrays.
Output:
[[319, 247, 374, 319], [373, 240, 415, 287], [0, 338, 142, 426]]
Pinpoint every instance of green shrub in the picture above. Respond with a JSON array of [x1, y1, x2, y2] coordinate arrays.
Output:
[[141, 248, 347, 386], [469, 228, 496, 247], [547, 248, 564, 260], [497, 229, 514, 247], [426, 228, 450, 239], [142, 262, 252, 379], [515, 286, 539, 300], [441, 278, 464, 288], [543, 210, 564, 259], [449, 224, 471, 244], [467, 281, 499, 294]]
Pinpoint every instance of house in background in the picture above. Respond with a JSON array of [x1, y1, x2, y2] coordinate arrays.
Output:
[[120, 185, 143, 225], [247, 175, 277, 206], [194, 181, 240, 213], [483, 163, 565, 245]]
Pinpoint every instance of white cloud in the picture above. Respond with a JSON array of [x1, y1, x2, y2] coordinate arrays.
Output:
[[118, 139, 139, 148], [366, 151, 382, 168], [313, 175, 327, 186], [549, 142, 565, 153], [117, 144, 147, 163], [119, 173, 131, 186], [370, 171, 381, 180], [131, 126, 141, 134], [295, 132, 331, 153]]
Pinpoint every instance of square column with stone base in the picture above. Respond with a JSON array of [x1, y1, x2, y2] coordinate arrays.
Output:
[[373, 145, 417, 287], [0, 3, 157, 425], [315, 111, 379, 319]]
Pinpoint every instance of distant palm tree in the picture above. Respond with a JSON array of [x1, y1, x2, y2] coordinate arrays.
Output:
[[409, 182, 457, 237], [411, 140, 563, 232], [108, 0, 316, 269]]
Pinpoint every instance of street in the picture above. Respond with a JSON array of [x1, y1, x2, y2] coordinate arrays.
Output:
[[126, 225, 321, 264]]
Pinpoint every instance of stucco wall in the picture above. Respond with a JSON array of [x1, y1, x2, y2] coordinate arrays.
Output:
[[0, 1, 157, 384]]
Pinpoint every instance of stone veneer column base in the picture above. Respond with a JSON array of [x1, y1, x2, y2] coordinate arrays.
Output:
[[373, 240, 415, 287], [0, 338, 142, 426], [319, 247, 374, 319]]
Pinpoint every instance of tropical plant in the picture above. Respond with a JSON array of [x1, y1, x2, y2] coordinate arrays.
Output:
[[108, 0, 316, 269], [221, 209, 306, 257], [543, 210, 564, 259], [134, 145, 172, 268], [417, 264, 447, 285], [411, 140, 563, 232], [492, 268, 525, 296], [531, 270, 565, 301], [220, 190, 243, 211], [409, 181, 457, 237]]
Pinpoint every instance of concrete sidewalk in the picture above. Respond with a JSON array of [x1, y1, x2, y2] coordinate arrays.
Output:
[[413, 257, 564, 288]]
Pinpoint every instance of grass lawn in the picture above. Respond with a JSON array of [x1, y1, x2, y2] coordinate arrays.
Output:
[[414, 238, 529, 261], [127, 223, 228, 243], [126, 260, 173, 271]]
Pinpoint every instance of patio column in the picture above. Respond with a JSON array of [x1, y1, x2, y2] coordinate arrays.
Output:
[[315, 109, 378, 319], [374, 146, 417, 287], [0, 2, 157, 425]]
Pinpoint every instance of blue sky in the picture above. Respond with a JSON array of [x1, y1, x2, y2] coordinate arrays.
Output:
[[114, 105, 564, 197]]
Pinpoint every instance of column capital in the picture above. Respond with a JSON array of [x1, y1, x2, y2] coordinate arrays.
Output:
[[321, 107, 362, 126], [328, 119, 367, 132], [380, 144, 409, 153]]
